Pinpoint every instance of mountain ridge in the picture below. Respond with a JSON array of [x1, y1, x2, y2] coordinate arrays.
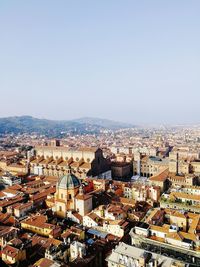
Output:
[[0, 115, 134, 136]]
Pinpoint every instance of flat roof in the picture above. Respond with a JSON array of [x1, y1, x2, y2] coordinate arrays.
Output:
[[87, 228, 108, 239]]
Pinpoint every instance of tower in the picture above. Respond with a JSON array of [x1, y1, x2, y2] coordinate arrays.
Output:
[[134, 152, 141, 176], [169, 152, 179, 174], [75, 184, 93, 216]]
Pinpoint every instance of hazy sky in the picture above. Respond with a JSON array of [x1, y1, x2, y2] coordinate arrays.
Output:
[[0, 1, 200, 124]]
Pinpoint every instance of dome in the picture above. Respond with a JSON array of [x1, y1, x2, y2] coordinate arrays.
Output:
[[57, 172, 81, 189]]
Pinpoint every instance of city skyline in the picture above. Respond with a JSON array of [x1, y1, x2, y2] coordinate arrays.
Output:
[[0, 1, 200, 124]]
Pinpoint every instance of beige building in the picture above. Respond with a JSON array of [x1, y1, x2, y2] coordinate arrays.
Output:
[[21, 215, 61, 238], [149, 168, 170, 192], [30, 146, 109, 179], [2, 245, 26, 265], [168, 174, 195, 187], [133, 155, 169, 177], [0, 161, 27, 175], [169, 152, 190, 175], [124, 184, 161, 203], [131, 208, 200, 256], [54, 172, 92, 219]]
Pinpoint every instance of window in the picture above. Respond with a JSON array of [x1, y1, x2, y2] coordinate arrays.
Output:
[[69, 194, 72, 200], [59, 206, 62, 212], [61, 193, 64, 199]]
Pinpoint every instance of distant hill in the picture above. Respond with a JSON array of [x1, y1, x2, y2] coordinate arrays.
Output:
[[73, 117, 133, 130], [0, 116, 134, 136]]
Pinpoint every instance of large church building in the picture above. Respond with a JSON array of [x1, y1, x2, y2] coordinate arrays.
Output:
[[30, 145, 110, 179]]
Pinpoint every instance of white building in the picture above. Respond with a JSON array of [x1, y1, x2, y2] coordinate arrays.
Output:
[[2, 174, 21, 186], [83, 213, 99, 228], [70, 241, 86, 261], [106, 242, 185, 267]]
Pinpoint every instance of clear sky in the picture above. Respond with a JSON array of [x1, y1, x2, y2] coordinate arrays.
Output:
[[0, 1, 200, 124]]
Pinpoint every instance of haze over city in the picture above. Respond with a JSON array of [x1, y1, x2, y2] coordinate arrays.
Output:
[[0, 1, 200, 124]]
